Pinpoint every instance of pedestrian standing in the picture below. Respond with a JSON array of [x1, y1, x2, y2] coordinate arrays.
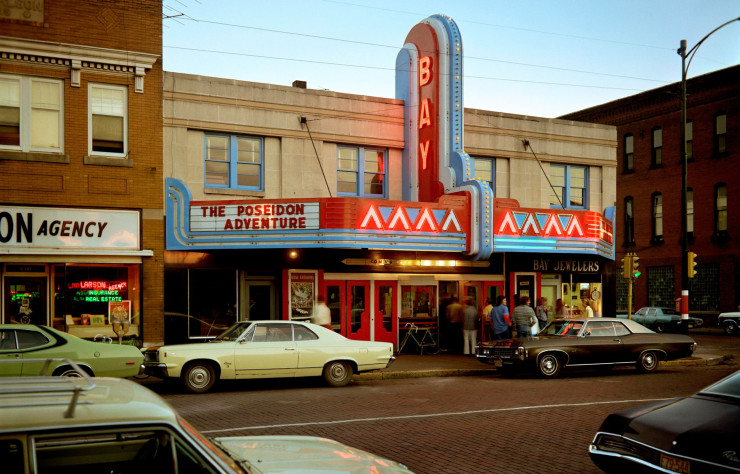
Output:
[[312, 296, 332, 330], [446, 297, 463, 353], [512, 295, 536, 338], [536, 297, 549, 328], [462, 297, 479, 355], [582, 298, 594, 318], [481, 297, 494, 341], [491, 295, 512, 339]]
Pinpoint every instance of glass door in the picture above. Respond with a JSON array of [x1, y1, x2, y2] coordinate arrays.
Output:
[[347, 281, 370, 340], [324, 280, 345, 334], [374, 281, 396, 344]]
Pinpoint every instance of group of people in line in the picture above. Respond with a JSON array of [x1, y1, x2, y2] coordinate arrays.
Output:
[[443, 294, 599, 354]]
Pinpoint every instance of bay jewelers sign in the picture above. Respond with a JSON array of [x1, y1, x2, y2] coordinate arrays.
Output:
[[0, 207, 140, 250], [190, 203, 320, 232]]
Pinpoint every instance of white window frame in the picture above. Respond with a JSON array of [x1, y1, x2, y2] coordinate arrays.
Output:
[[0, 74, 63, 153], [88, 83, 127, 157]]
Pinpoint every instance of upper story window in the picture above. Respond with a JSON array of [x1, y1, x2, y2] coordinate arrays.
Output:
[[715, 182, 728, 232], [473, 157, 495, 194], [550, 164, 587, 209], [624, 196, 634, 246], [651, 192, 663, 244], [337, 146, 386, 197], [205, 134, 263, 190], [685, 120, 693, 161], [623, 133, 634, 172], [651, 127, 662, 167], [89, 84, 127, 156], [0, 74, 63, 152], [714, 113, 727, 156]]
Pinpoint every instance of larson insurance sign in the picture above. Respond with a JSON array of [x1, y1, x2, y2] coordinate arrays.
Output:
[[0, 207, 140, 251]]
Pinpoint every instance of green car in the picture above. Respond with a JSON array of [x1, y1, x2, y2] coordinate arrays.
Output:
[[0, 324, 143, 377]]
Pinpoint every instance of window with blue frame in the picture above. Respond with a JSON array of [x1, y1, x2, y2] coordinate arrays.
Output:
[[473, 157, 495, 194], [549, 164, 587, 209], [205, 134, 263, 190], [337, 146, 386, 197]]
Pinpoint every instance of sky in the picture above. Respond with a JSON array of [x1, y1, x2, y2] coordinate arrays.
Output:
[[162, 0, 740, 118]]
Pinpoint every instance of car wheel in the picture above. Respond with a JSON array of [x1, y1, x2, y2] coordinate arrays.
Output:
[[636, 351, 659, 373], [723, 320, 738, 336], [537, 354, 562, 378], [182, 362, 216, 393], [323, 361, 353, 387], [654, 323, 666, 333], [53, 366, 93, 378]]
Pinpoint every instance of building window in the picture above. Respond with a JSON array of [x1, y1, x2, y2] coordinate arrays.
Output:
[[337, 146, 386, 197], [623, 133, 634, 172], [624, 196, 634, 246], [689, 263, 719, 312], [647, 266, 675, 308], [0, 74, 63, 152], [550, 164, 587, 209], [714, 113, 727, 156], [616, 274, 634, 313], [713, 183, 728, 242], [89, 84, 127, 156], [651, 192, 663, 244], [205, 134, 263, 190], [473, 157, 495, 193], [651, 127, 662, 167], [685, 120, 693, 161]]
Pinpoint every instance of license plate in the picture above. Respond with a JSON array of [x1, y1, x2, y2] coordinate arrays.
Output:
[[494, 359, 502, 368], [660, 453, 690, 474]]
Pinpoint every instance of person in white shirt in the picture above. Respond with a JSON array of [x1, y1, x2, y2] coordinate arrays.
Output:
[[313, 296, 332, 329]]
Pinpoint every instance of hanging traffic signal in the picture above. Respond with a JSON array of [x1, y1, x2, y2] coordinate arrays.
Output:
[[632, 254, 640, 278], [688, 251, 697, 278], [622, 254, 632, 279]]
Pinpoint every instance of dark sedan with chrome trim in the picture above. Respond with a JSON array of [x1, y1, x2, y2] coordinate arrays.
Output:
[[590, 369, 740, 473], [475, 318, 696, 378]]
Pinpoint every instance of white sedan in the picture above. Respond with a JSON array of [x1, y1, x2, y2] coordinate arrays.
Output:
[[143, 320, 395, 393]]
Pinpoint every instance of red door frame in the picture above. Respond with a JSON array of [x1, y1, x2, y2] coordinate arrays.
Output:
[[374, 280, 397, 345], [346, 280, 371, 341]]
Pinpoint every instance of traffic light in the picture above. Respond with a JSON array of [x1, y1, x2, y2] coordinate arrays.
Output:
[[622, 254, 632, 279], [688, 251, 697, 278], [632, 254, 640, 278]]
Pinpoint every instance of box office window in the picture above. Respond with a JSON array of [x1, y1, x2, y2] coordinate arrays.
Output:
[[89, 84, 127, 156]]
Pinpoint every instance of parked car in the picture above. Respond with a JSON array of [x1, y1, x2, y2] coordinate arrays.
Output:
[[616, 307, 703, 333], [589, 369, 740, 473], [475, 318, 696, 378], [143, 320, 395, 393], [0, 324, 143, 378], [718, 312, 740, 335], [0, 359, 413, 473]]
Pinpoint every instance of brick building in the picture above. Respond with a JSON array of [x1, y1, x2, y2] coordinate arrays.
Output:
[[561, 65, 740, 320], [0, 1, 164, 343]]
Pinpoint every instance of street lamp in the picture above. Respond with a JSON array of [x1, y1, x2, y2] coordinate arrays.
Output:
[[677, 17, 740, 329]]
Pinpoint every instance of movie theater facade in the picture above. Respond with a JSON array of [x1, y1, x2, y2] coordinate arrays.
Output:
[[161, 15, 616, 346]]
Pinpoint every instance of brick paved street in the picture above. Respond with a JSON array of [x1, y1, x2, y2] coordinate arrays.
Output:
[[150, 362, 737, 473]]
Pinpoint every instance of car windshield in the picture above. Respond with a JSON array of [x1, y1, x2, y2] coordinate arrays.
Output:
[[212, 322, 251, 342], [699, 370, 740, 400], [540, 320, 583, 336]]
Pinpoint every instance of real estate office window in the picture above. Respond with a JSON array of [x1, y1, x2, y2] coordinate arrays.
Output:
[[89, 84, 127, 156], [0, 74, 63, 152]]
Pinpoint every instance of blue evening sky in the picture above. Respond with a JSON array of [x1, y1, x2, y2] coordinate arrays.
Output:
[[163, 0, 739, 118]]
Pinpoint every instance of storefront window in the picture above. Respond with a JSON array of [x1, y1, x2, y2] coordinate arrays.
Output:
[[52, 264, 140, 330]]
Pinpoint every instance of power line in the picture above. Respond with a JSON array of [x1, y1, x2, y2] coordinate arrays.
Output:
[[163, 45, 645, 92]]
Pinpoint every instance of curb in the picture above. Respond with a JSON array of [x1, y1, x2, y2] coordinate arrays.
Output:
[[353, 355, 734, 381]]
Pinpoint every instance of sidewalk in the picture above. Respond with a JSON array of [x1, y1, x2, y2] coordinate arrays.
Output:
[[354, 345, 735, 381]]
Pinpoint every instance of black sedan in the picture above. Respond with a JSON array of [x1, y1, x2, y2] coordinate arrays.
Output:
[[475, 318, 696, 378], [590, 369, 740, 473]]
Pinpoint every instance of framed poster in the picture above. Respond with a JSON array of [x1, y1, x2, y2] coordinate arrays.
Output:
[[109, 300, 131, 323], [289, 272, 316, 320], [90, 314, 106, 326]]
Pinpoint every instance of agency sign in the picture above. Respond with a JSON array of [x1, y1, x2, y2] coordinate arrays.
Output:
[[0, 207, 140, 251]]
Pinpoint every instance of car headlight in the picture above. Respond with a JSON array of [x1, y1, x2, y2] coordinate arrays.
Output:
[[514, 346, 527, 360]]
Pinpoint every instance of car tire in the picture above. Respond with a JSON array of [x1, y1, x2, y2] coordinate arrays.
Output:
[[182, 362, 216, 394], [636, 351, 659, 373], [53, 365, 93, 378], [654, 323, 666, 333], [537, 354, 562, 378], [723, 320, 738, 336], [323, 361, 353, 387]]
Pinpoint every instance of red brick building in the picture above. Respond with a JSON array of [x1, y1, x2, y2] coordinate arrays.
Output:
[[0, 1, 164, 343], [562, 65, 739, 320]]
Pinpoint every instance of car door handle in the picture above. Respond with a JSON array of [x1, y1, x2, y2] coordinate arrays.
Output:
[[284, 348, 296, 351], [613, 339, 622, 342]]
